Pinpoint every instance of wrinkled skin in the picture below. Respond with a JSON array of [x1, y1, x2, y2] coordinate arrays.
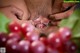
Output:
[[0, 0, 76, 35]]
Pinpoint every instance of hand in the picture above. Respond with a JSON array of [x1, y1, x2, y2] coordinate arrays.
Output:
[[49, 2, 76, 20], [0, 0, 30, 22]]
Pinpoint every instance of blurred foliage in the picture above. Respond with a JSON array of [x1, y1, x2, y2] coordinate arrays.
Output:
[[0, 13, 10, 33], [64, 0, 80, 2], [64, 0, 80, 1]]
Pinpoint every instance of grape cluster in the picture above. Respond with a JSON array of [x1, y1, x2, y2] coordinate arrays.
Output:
[[0, 22, 77, 53]]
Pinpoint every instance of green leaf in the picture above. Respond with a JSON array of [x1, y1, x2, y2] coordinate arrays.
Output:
[[72, 33, 80, 38], [0, 13, 10, 33], [59, 9, 80, 29], [59, 9, 80, 38], [58, 18, 68, 27], [72, 19, 80, 38]]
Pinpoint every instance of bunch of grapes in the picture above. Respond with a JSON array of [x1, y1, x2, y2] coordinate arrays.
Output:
[[0, 21, 77, 53]]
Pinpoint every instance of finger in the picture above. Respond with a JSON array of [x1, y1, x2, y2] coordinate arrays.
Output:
[[11, 5, 24, 20], [49, 5, 75, 20], [50, 12, 68, 20], [0, 5, 24, 20]]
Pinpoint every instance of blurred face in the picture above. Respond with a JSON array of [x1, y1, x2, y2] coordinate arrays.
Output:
[[0, 0, 75, 35]]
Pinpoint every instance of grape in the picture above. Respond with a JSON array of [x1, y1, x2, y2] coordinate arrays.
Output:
[[8, 32, 21, 41], [21, 22, 35, 35], [64, 41, 77, 53], [47, 47, 59, 53], [48, 32, 62, 48], [59, 27, 71, 42], [6, 39, 20, 53], [8, 22, 21, 33], [0, 33, 8, 47], [31, 41, 46, 53], [47, 46, 65, 53], [25, 31, 39, 42], [40, 37, 48, 46], [19, 40, 30, 53]]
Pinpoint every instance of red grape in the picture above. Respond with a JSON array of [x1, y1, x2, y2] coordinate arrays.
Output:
[[8, 22, 21, 33], [40, 37, 48, 46], [21, 22, 35, 35], [47, 46, 65, 53], [25, 31, 39, 42], [48, 32, 62, 48], [19, 40, 30, 53], [64, 41, 77, 53], [0, 33, 8, 47], [59, 27, 71, 42], [8, 32, 21, 41], [31, 41, 46, 53], [6, 39, 20, 53]]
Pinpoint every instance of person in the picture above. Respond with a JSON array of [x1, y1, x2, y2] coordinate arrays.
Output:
[[0, 0, 77, 35]]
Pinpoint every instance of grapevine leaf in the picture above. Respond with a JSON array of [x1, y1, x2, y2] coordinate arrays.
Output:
[[0, 13, 10, 33], [72, 18, 80, 38], [58, 18, 68, 27]]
